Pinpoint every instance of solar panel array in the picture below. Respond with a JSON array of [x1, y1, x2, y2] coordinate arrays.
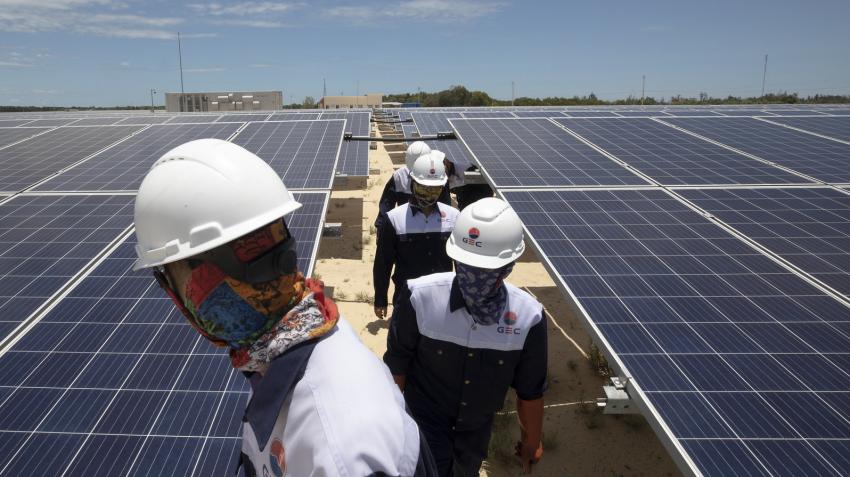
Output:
[[332, 112, 371, 177], [763, 116, 850, 143], [0, 191, 327, 476], [449, 113, 850, 476], [0, 106, 349, 475]]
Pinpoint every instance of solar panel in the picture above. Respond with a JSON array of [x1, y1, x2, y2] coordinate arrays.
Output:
[[663, 111, 722, 117], [763, 116, 850, 143], [0, 194, 135, 339], [216, 114, 270, 123], [461, 111, 517, 118], [115, 116, 173, 125], [512, 111, 569, 118], [335, 112, 370, 177], [0, 126, 144, 193], [662, 117, 850, 183], [19, 119, 81, 127], [401, 124, 419, 136], [34, 123, 241, 192], [555, 118, 811, 185], [69, 117, 125, 126], [679, 187, 850, 297], [166, 115, 222, 124], [0, 120, 36, 128], [762, 110, 826, 117], [561, 111, 621, 118], [712, 110, 775, 117], [412, 112, 461, 135], [0, 128, 51, 149], [269, 113, 320, 121], [502, 188, 850, 477], [0, 191, 327, 475], [231, 120, 344, 189], [450, 118, 649, 187], [613, 111, 671, 117]]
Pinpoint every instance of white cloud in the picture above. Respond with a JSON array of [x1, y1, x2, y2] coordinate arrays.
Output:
[[0, 60, 34, 67], [0, 0, 191, 39], [324, 0, 505, 23], [209, 19, 286, 28], [250, 63, 273, 68], [188, 1, 302, 16]]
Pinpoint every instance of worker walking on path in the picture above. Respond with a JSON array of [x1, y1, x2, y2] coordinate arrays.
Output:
[[375, 141, 451, 231], [134, 139, 437, 476], [384, 197, 547, 476], [373, 152, 460, 318]]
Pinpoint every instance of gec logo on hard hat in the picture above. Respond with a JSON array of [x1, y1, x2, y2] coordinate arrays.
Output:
[[463, 227, 483, 247]]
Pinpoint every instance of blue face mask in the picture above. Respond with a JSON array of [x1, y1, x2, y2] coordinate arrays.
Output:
[[455, 262, 514, 325]]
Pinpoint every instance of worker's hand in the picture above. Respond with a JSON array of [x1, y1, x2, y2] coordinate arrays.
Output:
[[514, 439, 543, 474], [374, 306, 387, 319]]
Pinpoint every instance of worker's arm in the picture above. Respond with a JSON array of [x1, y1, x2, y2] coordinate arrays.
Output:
[[438, 183, 451, 206], [372, 217, 398, 316], [511, 311, 548, 473], [374, 176, 397, 230], [384, 289, 420, 392]]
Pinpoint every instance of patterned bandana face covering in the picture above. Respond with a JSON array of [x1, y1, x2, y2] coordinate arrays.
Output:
[[455, 261, 515, 325], [156, 219, 339, 372], [411, 181, 443, 210]]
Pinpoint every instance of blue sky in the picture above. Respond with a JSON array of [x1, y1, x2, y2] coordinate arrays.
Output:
[[1, 0, 848, 106]]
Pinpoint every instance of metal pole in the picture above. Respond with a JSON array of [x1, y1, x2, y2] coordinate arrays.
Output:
[[178, 32, 185, 112], [150, 89, 156, 113], [641, 75, 645, 105], [511, 81, 515, 106], [761, 54, 768, 98]]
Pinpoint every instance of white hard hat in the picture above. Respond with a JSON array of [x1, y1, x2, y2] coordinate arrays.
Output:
[[133, 138, 301, 271], [405, 141, 431, 170], [410, 151, 448, 187], [445, 197, 525, 269]]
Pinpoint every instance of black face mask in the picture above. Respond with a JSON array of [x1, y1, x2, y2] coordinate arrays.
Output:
[[195, 233, 298, 284]]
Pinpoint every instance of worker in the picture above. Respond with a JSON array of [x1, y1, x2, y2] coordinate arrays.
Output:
[[373, 152, 460, 318], [384, 197, 547, 476], [133, 139, 436, 476], [375, 141, 450, 231]]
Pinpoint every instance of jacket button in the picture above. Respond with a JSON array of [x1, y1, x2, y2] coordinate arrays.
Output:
[[467, 352, 474, 357], [461, 402, 467, 406], [464, 379, 471, 384], [498, 360, 504, 365], [437, 349, 443, 355]]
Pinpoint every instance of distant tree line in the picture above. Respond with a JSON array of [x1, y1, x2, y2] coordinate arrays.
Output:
[[0, 105, 164, 112], [384, 86, 850, 107]]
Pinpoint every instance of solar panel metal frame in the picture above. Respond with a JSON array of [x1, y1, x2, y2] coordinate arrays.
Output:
[[756, 115, 850, 144], [498, 186, 850, 477]]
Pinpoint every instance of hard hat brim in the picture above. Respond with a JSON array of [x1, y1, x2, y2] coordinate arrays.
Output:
[[445, 237, 522, 269]]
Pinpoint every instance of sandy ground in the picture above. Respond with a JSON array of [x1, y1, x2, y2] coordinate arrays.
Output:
[[313, 130, 682, 477]]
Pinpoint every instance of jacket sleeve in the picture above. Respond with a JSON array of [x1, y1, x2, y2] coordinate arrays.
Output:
[[375, 177, 397, 229], [512, 311, 548, 401], [372, 217, 398, 308], [438, 183, 451, 206], [384, 289, 420, 376]]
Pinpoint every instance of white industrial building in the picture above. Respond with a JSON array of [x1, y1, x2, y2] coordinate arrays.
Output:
[[165, 91, 282, 112]]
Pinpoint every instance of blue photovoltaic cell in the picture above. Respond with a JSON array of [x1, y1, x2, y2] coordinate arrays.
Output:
[[412, 112, 461, 135], [269, 113, 320, 121], [34, 123, 241, 192], [613, 111, 671, 117], [502, 188, 850, 477], [335, 112, 370, 176], [19, 119, 81, 127], [555, 118, 810, 185], [713, 110, 775, 116], [67, 117, 125, 126], [166, 115, 222, 124], [764, 116, 850, 143], [115, 116, 174, 125], [0, 120, 38, 128], [0, 128, 50, 148], [680, 187, 850, 297], [663, 117, 850, 183], [461, 111, 517, 118], [216, 114, 269, 123], [0, 191, 327, 476], [664, 110, 722, 117], [401, 124, 419, 136], [0, 194, 135, 335], [0, 126, 144, 193], [561, 111, 620, 117], [762, 110, 825, 116], [512, 111, 570, 118], [231, 120, 344, 189], [451, 118, 648, 187]]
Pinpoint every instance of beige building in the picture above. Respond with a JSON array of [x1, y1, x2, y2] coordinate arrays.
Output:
[[318, 93, 382, 109], [165, 91, 282, 112]]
